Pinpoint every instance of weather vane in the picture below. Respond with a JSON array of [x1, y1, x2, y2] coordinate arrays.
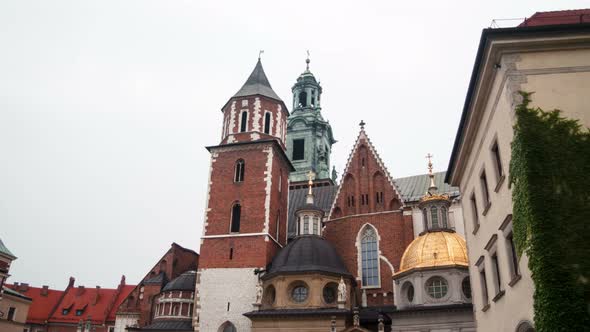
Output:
[[258, 50, 264, 60], [426, 153, 434, 174]]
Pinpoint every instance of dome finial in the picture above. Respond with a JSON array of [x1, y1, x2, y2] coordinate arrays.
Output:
[[305, 50, 311, 71], [426, 153, 437, 193], [306, 170, 315, 197]]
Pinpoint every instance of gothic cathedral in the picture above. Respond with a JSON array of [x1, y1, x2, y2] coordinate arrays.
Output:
[[194, 58, 476, 332]]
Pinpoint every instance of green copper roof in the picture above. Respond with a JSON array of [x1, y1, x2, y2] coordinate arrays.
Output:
[[0, 238, 16, 259], [233, 59, 282, 101]]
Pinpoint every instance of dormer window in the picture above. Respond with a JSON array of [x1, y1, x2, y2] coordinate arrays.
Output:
[[75, 309, 84, 316]]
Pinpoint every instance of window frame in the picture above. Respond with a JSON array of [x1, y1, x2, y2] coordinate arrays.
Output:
[[359, 225, 380, 288], [230, 203, 241, 233], [292, 138, 305, 161], [264, 112, 271, 135], [239, 110, 248, 132], [234, 159, 245, 183]]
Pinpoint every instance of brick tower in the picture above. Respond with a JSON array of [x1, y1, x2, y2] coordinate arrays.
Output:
[[194, 59, 293, 332]]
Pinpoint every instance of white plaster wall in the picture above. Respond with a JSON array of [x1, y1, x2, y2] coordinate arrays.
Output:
[[455, 45, 590, 332], [196, 268, 259, 332], [114, 314, 139, 332]]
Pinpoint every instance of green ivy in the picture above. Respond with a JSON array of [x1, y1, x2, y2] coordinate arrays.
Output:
[[510, 91, 590, 332]]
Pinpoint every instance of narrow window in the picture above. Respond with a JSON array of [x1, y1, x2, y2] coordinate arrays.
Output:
[[229, 247, 233, 260], [264, 112, 271, 134], [441, 206, 448, 228], [303, 216, 310, 234], [481, 171, 490, 206], [375, 192, 379, 203], [230, 203, 241, 233], [298, 91, 307, 107], [491, 141, 503, 180], [234, 159, 245, 182], [507, 233, 520, 278], [7, 307, 16, 321], [480, 268, 489, 306], [492, 253, 502, 293], [276, 213, 280, 240], [471, 193, 479, 229], [292, 139, 305, 160], [361, 158, 365, 167], [347, 196, 351, 207], [431, 206, 439, 228], [361, 227, 379, 287], [351, 196, 355, 206], [361, 195, 365, 205], [313, 217, 319, 234], [240, 111, 248, 132]]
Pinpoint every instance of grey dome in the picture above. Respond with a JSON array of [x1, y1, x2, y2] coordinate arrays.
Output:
[[263, 235, 351, 280], [162, 271, 196, 292]]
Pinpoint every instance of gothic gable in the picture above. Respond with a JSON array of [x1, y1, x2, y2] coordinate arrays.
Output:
[[329, 128, 404, 219]]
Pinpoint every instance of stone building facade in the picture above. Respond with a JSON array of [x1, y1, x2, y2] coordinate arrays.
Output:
[[446, 10, 590, 332]]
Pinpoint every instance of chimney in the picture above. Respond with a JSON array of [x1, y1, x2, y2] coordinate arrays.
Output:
[[76, 286, 85, 296], [41, 286, 49, 296], [93, 286, 100, 304], [68, 277, 75, 288], [20, 283, 29, 292]]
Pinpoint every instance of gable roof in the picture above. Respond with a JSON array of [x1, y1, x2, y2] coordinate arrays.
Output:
[[328, 128, 405, 218], [8, 284, 66, 324], [233, 59, 282, 101]]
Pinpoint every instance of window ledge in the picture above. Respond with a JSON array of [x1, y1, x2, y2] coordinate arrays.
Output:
[[492, 290, 505, 302], [472, 223, 480, 235], [481, 303, 491, 312], [482, 202, 492, 216], [509, 274, 522, 287], [494, 175, 505, 193]]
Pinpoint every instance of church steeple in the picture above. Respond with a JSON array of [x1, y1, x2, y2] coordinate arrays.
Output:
[[233, 58, 282, 101], [286, 54, 336, 186]]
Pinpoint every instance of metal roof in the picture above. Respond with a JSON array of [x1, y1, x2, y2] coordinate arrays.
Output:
[[233, 59, 282, 101], [0, 238, 16, 259], [162, 271, 196, 292], [264, 235, 351, 280], [288, 186, 338, 238], [394, 171, 459, 202]]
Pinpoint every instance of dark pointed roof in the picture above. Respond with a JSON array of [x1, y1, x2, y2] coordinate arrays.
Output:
[[233, 59, 282, 101]]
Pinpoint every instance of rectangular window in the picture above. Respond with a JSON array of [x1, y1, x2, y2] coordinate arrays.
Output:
[[492, 253, 502, 294], [507, 233, 520, 278], [240, 111, 248, 132], [7, 307, 16, 321], [471, 193, 479, 230], [264, 112, 271, 134], [480, 170, 490, 206], [303, 216, 309, 234], [491, 141, 503, 180], [292, 139, 305, 161], [313, 218, 319, 235], [480, 268, 489, 306]]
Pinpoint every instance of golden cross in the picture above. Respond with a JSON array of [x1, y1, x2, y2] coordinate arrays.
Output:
[[425, 153, 434, 174], [307, 170, 315, 195]]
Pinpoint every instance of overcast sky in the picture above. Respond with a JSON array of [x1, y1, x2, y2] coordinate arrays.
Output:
[[1, 0, 587, 289]]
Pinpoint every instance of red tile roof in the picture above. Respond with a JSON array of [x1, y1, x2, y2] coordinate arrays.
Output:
[[8, 285, 65, 324], [10, 277, 135, 325], [520, 9, 590, 27]]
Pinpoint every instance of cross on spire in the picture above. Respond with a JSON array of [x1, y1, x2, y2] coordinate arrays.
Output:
[[307, 170, 315, 195], [426, 153, 434, 174], [359, 120, 366, 130]]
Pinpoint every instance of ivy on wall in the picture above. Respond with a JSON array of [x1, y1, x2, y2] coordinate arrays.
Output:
[[509, 91, 590, 331]]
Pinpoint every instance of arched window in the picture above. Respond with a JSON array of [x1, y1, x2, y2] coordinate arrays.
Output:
[[230, 203, 241, 233], [298, 91, 307, 107], [441, 206, 448, 228], [240, 111, 248, 132], [303, 216, 309, 234], [264, 112, 271, 134], [360, 226, 379, 287], [219, 322, 237, 332], [431, 206, 439, 228], [234, 159, 245, 182]]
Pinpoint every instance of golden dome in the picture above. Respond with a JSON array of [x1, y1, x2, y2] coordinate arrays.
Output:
[[397, 231, 468, 274]]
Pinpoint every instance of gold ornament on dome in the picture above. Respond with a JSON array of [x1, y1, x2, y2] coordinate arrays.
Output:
[[397, 231, 469, 274], [420, 193, 450, 203]]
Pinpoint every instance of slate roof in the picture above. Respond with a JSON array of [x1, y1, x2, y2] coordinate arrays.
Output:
[[288, 185, 338, 238], [162, 271, 196, 292], [394, 171, 459, 202], [233, 59, 282, 101], [0, 238, 16, 259], [287, 172, 458, 238], [264, 235, 351, 279]]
